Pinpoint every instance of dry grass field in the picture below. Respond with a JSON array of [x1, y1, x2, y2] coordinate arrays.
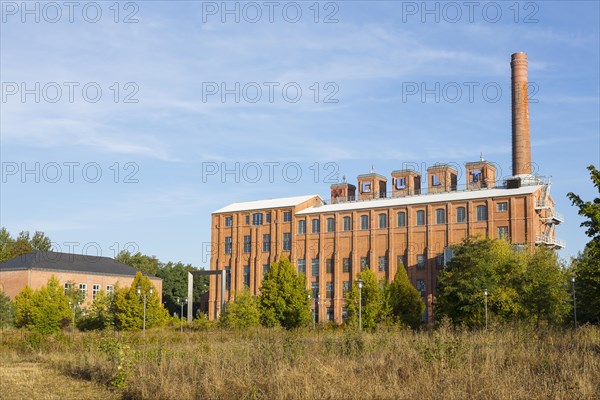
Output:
[[1, 323, 599, 400]]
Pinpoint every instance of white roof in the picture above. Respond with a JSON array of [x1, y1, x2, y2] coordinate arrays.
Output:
[[213, 194, 323, 214], [296, 185, 542, 215]]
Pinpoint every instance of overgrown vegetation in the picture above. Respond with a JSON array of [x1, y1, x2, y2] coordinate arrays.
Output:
[[1, 324, 598, 399]]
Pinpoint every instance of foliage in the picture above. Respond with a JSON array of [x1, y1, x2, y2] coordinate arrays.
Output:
[[436, 237, 570, 327], [63, 280, 85, 305], [346, 269, 383, 331], [115, 250, 161, 277], [156, 261, 208, 316], [385, 264, 425, 329], [0, 290, 14, 327], [112, 272, 169, 331], [13, 286, 34, 328], [568, 165, 600, 324], [28, 277, 71, 334], [78, 290, 114, 331], [0, 228, 52, 262], [259, 256, 311, 329], [220, 289, 261, 329]]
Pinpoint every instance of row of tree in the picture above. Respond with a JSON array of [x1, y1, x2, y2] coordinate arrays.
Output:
[[3, 272, 169, 333]]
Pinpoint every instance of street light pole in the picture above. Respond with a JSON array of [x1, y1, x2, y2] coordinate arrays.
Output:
[[177, 297, 187, 332], [137, 286, 153, 336], [571, 275, 577, 329], [484, 289, 488, 330], [357, 279, 364, 332], [68, 300, 80, 337]]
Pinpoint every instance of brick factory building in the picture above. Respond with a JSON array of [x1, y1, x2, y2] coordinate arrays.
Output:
[[208, 52, 563, 323], [0, 251, 163, 304]]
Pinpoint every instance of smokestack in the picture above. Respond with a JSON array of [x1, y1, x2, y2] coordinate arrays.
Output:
[[511, 52, 532, 176]]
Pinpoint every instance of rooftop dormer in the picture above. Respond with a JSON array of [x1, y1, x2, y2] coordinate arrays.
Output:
[[427, 164, 458, 193]]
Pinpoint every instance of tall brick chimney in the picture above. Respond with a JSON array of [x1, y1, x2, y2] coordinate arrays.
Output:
[[511, 52, 532, 176]]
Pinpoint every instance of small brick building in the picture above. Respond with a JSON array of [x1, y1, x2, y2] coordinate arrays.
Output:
[[0, 251, 162, 304]]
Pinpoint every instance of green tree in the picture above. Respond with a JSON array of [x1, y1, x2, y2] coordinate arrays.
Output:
[[157, 262, 209, 316], [568, 165, 600, 324], [385, 264, 425, 329], [11, 231, 33, 258], [29, 277, 71, 334], [436, 237, 526, 327], [0, 291, 14, 328], [219, 289, 261, 329], [346, 269, 383, 331], [112, 272, 169, 331], [64, 280, 85, 305], [259, 256, 311, 329], [13, 286, 34, 328], [30, 231, 52, 251], [0, 227, 15, 262], [520, 246, 570, 325], [0, 228, 52, 262], [116, 250, 161, 276], [78, 290, 113, 330]]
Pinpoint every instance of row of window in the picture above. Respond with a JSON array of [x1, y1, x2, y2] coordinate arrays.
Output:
[[223, 203, 508, 229], [64, 283, 114, 300], [297, 204, 497, 234], [224, 211, 292, 227]]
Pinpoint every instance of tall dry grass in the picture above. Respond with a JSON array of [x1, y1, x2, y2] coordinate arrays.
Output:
[[1, 323, 599, 399]]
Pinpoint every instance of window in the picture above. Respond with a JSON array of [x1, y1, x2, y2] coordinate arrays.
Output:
[[326, 258, 334, 274], [436, 254, 444, 267], [497, 226, 509, 238], [378, 213, 387, 229], [416, 279, 426, 297], [106, 285, 114, 296], [343, 258, 351, 273], [311, 258, 320, 278], [243, 235, 251, 253], [416, 210, 426, 226], [225, 266, 231, 290], [436, 208, 445, 224], [360, 257, 369, 271], [225, 237, 232, 254], [326, 217, 335, 232], [343, 281, 351, 293], [395, 177, 406, 189], [456, 207, 466, 223], [64, 282, 71, 294], [266, 212, 271, 223], [312, 219, 320, 233], [416, 254, 425, 269], [297, 259, 306, 276], [432, 174, 441, 186], [263, 234, 271, 252], [476, 205, 488, 221], [397, 211, 406, 227], [311, 282, 319, 298], [243, 265, 250, 288], [298, 220, 306, 234], [283, 211, 292, 222], [470, 170, 482, 183], [360, 215, 369, 230], [343, 216, 351, 231], [342, 307, 348, 323], [326, 282, 334, 299], [245, 215, 250, 224], [262, 264, 270, 279], [361, 182, 371, 193], [79, 283, 87, 298], [283, 233, 291, 251], [327, 307, 334, 322], [397, 254, 407, 269], [252, 213, 263, 226], [92, 284, 100, 300], [225, 216, 233, 227], [378, 256, 387, 272], [497, 202, 508, 212]]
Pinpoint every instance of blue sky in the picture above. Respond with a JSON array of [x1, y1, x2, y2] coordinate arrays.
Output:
[[1, 0, 599, 267]]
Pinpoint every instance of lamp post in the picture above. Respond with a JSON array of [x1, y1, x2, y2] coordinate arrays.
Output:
[[137, 286, 153, 336], [308, 293, 313, 328], [68, 300, 80, 337], [176, 297, 187, 332], [357, 279, 364, 332], [483, 289, 488, 330], [571, 275, 577, 329], [315, 293, 320, 327]]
